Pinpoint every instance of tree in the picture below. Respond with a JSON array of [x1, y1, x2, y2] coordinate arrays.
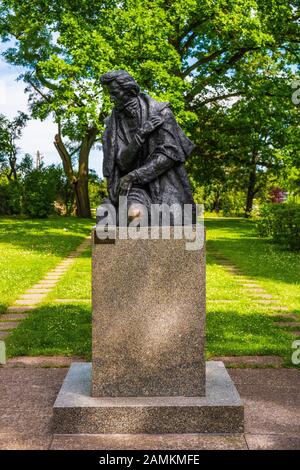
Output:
[[0, 112, 28, 180], [0, 1, 299, 216]]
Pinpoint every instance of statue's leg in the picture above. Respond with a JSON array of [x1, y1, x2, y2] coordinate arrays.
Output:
[[127, 187, 151, 226]]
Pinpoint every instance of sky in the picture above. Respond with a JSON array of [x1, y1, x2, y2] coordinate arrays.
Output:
[[0, 49, 103, 177]]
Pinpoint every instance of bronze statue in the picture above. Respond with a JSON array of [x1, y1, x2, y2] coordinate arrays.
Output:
[[97, 70, 196, 226]]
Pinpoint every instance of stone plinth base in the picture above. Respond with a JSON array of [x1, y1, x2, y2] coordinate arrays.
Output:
[[92, 228, 206, 397], [53, 362, 244, 434]]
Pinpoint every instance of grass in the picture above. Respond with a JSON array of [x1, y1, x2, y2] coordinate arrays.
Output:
[[206, 217, 300, 313], [0, 216, 93, 314], [5, 245, 92, 360], [4, 216, 300, 367]]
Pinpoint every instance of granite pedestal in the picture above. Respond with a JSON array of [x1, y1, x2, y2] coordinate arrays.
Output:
[[53, 228, 244, 434]]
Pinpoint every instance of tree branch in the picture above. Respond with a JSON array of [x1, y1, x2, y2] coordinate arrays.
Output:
[[182, 49, 225, 77], [192, 93, 243, 107]]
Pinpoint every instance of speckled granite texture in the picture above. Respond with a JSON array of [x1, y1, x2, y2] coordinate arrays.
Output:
[[92, 228, 206, 397], [53, 362, 244, 434]]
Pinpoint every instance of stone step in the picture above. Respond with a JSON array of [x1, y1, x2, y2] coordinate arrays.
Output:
[[253, 294, 274, 299], [31, 283, 55, 289], [15, 300, 39, 305], [242, 284, 261, 288], [272, 313, 298, 320], [37, 280, 58, 285], [244, 288, 266, 293], [0, 313, 28, 321], [256, 299, 281, 304], [0, 322, 19, 330], [19, 294, 46, 300], [49, 270, 68, 274], [54, 299, 90, 303], [0, 331, 9, 339], [7, 306, 34, 312], [291, 331, 300, 336], [276, 322, 300, 327], [26, 289, 52, 294], [270, 306, 289, 311]]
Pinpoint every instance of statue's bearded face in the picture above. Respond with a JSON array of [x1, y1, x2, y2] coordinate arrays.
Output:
[[108, 80, 129, 106]]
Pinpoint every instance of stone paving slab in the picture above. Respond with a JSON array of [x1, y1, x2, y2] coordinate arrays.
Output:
[[0, 314, 28, 321], [50, 433, 247, 450], [0, 332, 9, 339], [272, 313, 297, 320], [19, 294, 46, 300], [0, 322, 19, 330], [0, 368, 299, 450], [7, 306, 34, 312], [211, 356, 284, 367], [0, 433, 52, 450], [26, 289, 52, 294], [15, 299, 38, 305], [229, 368, 300, 389], [54, 299, 90, 303], [4, 356, 86, 368], [269, 306, 289, 312], [245, 434, 300, 450]]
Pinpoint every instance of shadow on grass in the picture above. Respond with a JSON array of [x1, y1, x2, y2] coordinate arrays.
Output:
[[206, 309, 294, 362], [0, 216, 94, 256], [205, 218, 300, 286], [5, 303, 92, 360]]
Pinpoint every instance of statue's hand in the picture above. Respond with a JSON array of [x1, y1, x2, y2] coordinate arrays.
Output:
[[118, 173, 136, 196], [140, 115, 163, 137]]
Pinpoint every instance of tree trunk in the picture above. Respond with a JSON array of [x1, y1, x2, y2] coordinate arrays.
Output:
[[75, 128, 98, 218], [245, 154, 257, 217], [54, 127, 97, 218]]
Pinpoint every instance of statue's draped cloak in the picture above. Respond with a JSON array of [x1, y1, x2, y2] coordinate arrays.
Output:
[[102, 93, 195, 210]]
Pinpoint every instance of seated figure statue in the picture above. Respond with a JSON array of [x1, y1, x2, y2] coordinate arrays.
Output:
[[97, 70, 196, 226]]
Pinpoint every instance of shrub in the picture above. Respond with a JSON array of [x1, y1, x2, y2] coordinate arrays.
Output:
[[23, 168, 57, 218], [272, 205, 300, 251], [256, 203, 300, 250], [0, 176, 22, 215]]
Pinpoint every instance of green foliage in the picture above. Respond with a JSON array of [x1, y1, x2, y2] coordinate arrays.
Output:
[[0, 1, 299, 214], [256, 203, 300, 250], [23, 167, 57, 218], [0, 176, 21, 214], [88, 170, 108, 209]]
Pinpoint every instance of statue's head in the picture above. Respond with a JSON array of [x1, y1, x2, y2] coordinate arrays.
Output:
[[100, 70, 140, 106]]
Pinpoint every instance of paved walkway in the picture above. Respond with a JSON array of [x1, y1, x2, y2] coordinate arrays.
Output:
[[0, 366, 298, 450]]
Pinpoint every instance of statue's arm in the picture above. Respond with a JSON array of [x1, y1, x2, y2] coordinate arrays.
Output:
[[116, 133, 145, 173], [133, 152, 175, 184], [117, 115, 164, 173], [131, 115, 183, 184]]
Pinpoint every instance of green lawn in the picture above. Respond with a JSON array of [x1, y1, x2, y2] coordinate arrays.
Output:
[[4, 217, 300, 366], [0, 216, 93, 314], [206, 217, 300, 313], [6, 246, 92, 360]]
